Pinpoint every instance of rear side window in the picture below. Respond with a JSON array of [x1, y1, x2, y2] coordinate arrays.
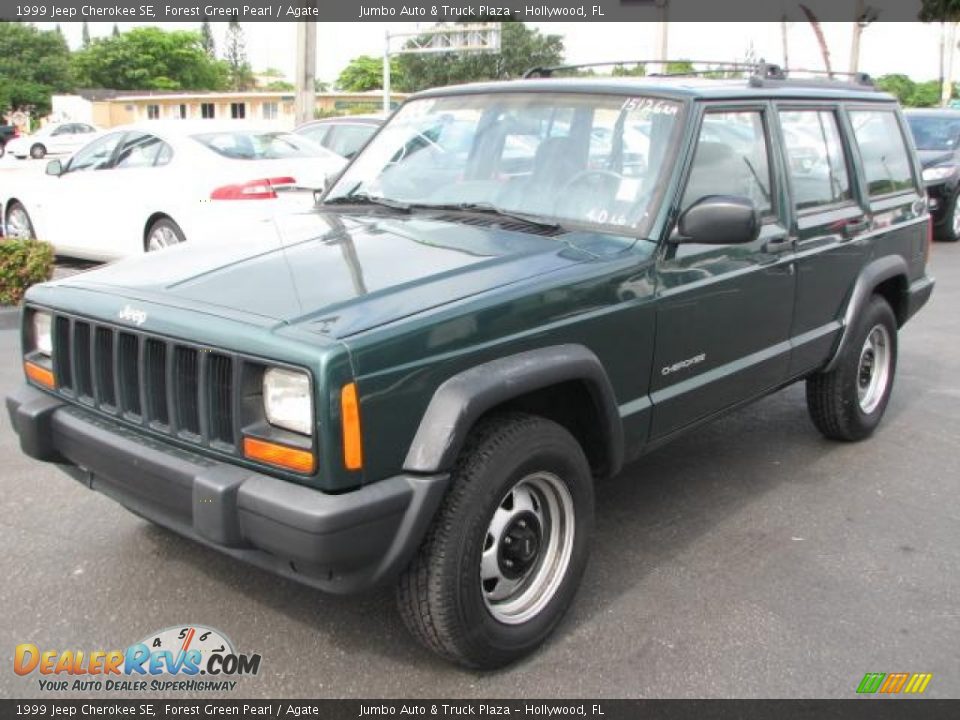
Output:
[[682, 110, 773, 216], [193, 131, 327, 160], [326, 124, 378, 159], [114, 132, 166, 169], [849, 110, 915, 197], [779, 110, 852, 211]]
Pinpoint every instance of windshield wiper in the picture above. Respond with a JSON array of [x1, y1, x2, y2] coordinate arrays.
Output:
[[409, 202, 565, 231], [323, 192, 411, 211]]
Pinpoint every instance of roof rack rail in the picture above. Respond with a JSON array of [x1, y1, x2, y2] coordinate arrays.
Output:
[[522, 59, 877, 90]]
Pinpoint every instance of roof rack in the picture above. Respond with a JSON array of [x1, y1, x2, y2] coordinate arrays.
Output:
[[522, 59, 877, 90]]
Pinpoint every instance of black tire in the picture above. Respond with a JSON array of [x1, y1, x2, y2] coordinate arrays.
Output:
[[29, 144, 46, 160], [144, 217, 186, 252], [397, 412, 594, 669], [5, 201, 36, 240], [936, 190, 960, 242], [0, 142, 5, 159], [806, 295, 898, 442]]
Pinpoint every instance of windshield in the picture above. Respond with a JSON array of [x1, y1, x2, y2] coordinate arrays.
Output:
[[324, 92, 683, 235], [907, 115, 960, 151], [192, 131, 334, 160]]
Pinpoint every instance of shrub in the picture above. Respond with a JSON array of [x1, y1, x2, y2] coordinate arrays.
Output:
[[0, 239, 54, 305]]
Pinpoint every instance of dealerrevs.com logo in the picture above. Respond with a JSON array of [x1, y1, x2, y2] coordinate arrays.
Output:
[[14, 625, 262, 693]]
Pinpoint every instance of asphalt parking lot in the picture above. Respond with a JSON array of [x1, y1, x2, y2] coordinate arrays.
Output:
[[0, 243, 957, 700]]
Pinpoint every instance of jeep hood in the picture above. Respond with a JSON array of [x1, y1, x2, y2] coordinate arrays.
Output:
[[60, 211, 622, 338]]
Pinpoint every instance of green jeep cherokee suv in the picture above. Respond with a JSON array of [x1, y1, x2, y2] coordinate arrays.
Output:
[[7, 64, 934, 669]]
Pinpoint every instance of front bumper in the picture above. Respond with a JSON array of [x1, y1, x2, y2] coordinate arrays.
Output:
[[6, 385, 448, 594]]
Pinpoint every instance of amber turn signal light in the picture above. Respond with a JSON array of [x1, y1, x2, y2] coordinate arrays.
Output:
[[341, 382, 363, 471], [24, 361, 55, 389], [243, 437, 315, 474]]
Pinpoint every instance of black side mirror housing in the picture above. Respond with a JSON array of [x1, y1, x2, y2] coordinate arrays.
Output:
[[672, 195, 760, 245], [45, 160, 63, 177]]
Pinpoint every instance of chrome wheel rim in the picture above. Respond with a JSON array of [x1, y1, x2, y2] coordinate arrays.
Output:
[[857, 324, 892, 414], [481, 471, 575, 625], [952, 198, 960, 238], [147, 225, 180, 252], [5, 207, 32, 239]]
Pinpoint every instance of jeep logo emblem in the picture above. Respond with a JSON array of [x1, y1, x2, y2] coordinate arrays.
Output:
[[118, 305, 147, 326]]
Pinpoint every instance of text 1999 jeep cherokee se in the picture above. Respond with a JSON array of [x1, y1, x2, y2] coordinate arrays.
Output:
[[8, 63, 934, 669]]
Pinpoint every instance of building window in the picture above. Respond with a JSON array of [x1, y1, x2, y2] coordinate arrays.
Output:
[[201, 103, 215, 119], [262, 102, 278, 120], [230, 102, 246, 119], [177, 104, 187, 119], [146, 104, 160, 120]]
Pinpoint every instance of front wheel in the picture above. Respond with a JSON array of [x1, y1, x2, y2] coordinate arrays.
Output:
[[397, 413, 594, 669], [29, 144, 46, 160], [937, 189, 960, 242], [5, 201, 36, 240], [806, 295, 898, 441]]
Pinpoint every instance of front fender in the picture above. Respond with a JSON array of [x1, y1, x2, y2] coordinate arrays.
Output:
[[403, 344, 623, 477]]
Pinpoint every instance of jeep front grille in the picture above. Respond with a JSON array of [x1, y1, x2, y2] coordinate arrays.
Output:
[[51, 314, 238, 451]]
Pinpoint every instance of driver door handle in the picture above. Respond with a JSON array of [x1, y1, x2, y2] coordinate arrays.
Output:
[[843, 218, 871, 238]]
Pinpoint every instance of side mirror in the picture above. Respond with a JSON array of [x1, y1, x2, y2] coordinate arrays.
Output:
[[672, 195, 760, 245], [45, 159, 63, 177]]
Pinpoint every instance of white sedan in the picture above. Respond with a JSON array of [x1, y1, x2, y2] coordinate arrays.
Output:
[[1, 120, 346, 261], [5, 122, 101, 159]]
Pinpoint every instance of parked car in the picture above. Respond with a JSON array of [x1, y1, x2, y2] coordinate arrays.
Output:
[[905, 108, 960, 241], [4, 122, 100, 160], [1, 120, 346, 260], [294, 114, 383, 160], [8, 64, 933, 669], [0, 124, 20, 158]]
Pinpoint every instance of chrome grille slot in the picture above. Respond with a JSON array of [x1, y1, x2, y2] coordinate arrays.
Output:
[[94, 327, 116, 409], [117, 333, 141, 417], [173, 346, 200, 436], [144, 339, 167, 425]]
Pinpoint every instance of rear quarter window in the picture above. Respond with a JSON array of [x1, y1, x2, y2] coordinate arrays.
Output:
[[192, 131, 330, 160], [849, 109, 916, 197]]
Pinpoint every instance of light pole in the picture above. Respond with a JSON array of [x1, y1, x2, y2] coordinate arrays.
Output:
[[849, 0, 878, 74], [295, 21, 317, 125]]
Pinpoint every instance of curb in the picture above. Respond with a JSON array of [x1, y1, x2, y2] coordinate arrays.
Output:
[[0, 306, 21, 330]]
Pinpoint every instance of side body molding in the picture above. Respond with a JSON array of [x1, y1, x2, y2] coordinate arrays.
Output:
[[823, 254, 909, 373], [403, 344, 624, 477]]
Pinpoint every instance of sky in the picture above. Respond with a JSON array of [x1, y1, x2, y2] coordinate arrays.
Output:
[[39, 21, 945, 87]]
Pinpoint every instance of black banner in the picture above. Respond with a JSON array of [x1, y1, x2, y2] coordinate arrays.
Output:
[[0, 0, 935, 23], [2, 700, 960, 720]]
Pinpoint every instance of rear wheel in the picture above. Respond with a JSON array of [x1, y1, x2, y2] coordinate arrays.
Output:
[[397, 412, 593, 669], [145, 217, 185, 252], [5, 201, 36, 240], [29, 144, 46, 160], [806, 295, 898, 441]]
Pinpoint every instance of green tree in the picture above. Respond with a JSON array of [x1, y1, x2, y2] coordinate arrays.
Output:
[[81, 21, 90, 47], [0, 22, 74, 116], [665, 60, 696, 75], [612, 63, 646, 77], [315, 79, 330, 93], [396, 21, 563, 92], [200, 17, 215, 57], [72, 27, 228, 91], [223, 15, 254, 91], [336, 55, 403, 92], [875, 74, 916, 104]]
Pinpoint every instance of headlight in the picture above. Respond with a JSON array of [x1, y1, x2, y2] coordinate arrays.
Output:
[[262, 367, 312, 436], [32, 311, 52, 356], [922, 165, 957, 183]]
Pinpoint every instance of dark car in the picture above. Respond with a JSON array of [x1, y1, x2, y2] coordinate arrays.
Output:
[[0, 124, 19, 158], [8, 62, 934, 669], [294, 114, 383, 161], [906, 109, 960, 241]]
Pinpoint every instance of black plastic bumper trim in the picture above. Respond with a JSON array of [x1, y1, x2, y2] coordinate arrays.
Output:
[[6, 385, 448, 594]]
